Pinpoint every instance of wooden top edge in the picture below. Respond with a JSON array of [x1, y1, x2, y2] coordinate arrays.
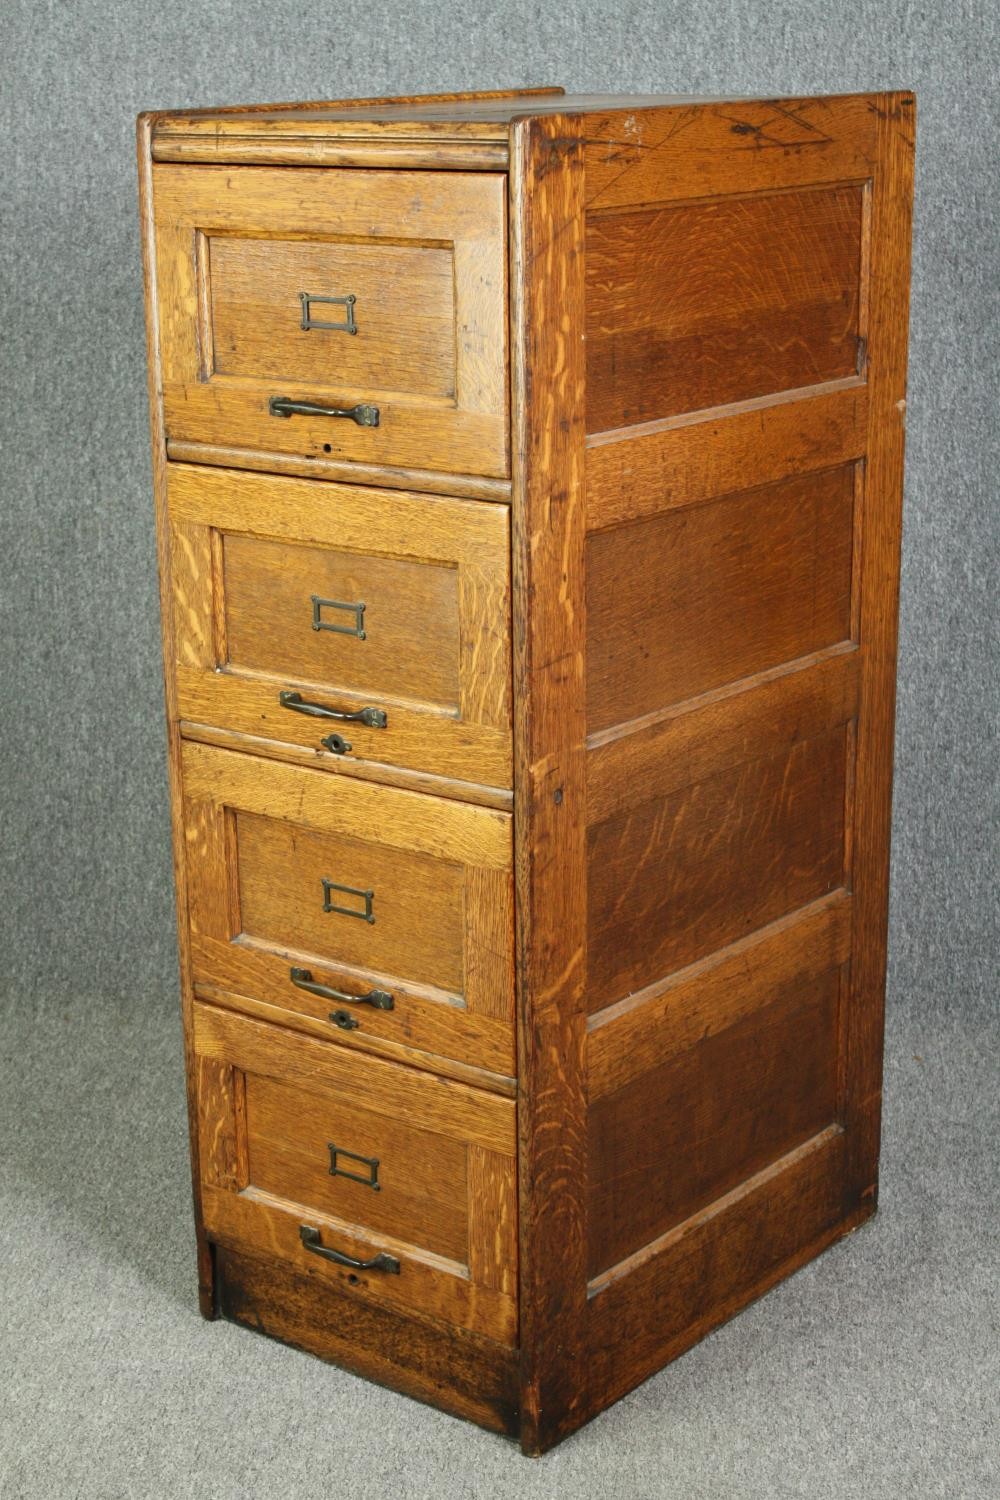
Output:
[[143, 85, 565, 121], [146, 91, 739, 142], [144, 90, 916, 151]]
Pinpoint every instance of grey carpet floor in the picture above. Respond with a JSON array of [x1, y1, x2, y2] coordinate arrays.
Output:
[[0, 986, 996, 1500]]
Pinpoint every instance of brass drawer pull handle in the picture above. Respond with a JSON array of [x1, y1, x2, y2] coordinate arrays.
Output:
[[299, 1225, 400, 1275], [290, 966, 394, 1011], [279, 690, 387, 730], [268, 395, 379, 427]]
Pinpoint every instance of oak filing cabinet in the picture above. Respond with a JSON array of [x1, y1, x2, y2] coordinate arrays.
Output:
[[137, 86, 915, 1452]]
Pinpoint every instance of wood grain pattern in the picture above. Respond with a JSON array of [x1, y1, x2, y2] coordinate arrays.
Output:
[[178, 721, 513, 812], [166, 442, 513, 502], [467, 1145, 519, 1298], [509, 113, 590, 1454], [587, 963, 840, 1274], [168, 463, 512, 787], [195, 983, 516, 1095], [193, 1002, 516, 1156], [584, 1127, 863, 1413], [586, 379, 867, 531], [195, 1000, 518, 1340], [844, 94, 915, 1203], [182, 742, 514, 1075], [195, 1056, 245, 1191], [215, 1246, 519, 1435], [587, 889, 853, 1098], [152, 165, 508, 479], [208, 1187, 517, 1343], [181, 740, 510, 868], [586, 185, 863, 431], [584, 94, 879, 209], [208, 236, 456, 392], [244, 1072, 469, 1261], [586, 464, 856, 733], [234, 810, 466, 995], [587, 645, 860, 816], [155, 139, 512, 170], [221, 534, 462, 710], [587, 725, 849, 1009], [139, 88, 913, 1449]]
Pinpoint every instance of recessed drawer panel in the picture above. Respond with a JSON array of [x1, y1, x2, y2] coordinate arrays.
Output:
[[168, 463, 511, 790], [182, 742, 515, 1076], [194, 1003, 517, 1341], [151, 165, 508, 480]]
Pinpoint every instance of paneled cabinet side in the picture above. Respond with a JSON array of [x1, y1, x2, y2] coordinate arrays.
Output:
[[136, 112, 215, 1315], [573, 90, 914, 1422], [509, 114, 591, 1455]]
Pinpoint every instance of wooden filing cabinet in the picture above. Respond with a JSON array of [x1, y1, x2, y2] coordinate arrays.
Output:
[[137, 85, 915, 1453]]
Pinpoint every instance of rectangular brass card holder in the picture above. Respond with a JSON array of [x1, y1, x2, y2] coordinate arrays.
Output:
[[321, 878, 375, 923], [299, 291, 358, 333]]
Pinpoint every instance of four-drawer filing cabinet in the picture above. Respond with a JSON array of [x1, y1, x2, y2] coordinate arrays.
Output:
[[137, 86, 915, 1452]]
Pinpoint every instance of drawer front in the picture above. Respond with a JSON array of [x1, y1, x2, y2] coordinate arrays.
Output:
[[182, 742, 514, 1075], [152, 165, 508, 479], [168, 464, 511, 788], [194, 1003, 517, 1341]]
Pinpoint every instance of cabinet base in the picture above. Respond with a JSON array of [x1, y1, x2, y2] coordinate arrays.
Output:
[[213, 1246, 520, 1439]]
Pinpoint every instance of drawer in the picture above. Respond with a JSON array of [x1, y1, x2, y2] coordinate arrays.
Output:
[[193, 1003, 517, 1342], [182, 742, 515, 1076], [151, 165, 508, 480], [168, 464, 511, 790]]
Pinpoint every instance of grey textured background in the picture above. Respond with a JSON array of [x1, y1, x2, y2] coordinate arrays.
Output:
[[1, 2, 997, 1496]]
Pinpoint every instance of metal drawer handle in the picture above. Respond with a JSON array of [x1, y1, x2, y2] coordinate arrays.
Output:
[[299, 1225, 400, 1275], [279, 690, 387, 729], [290, 966, 394, 1011], [269, 395, 379, 427]]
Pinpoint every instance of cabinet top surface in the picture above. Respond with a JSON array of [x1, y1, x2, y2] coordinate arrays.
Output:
[[144, 86, 857, 143]]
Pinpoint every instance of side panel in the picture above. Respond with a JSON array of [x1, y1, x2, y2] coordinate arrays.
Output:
[[579, 92, 914, 1415]]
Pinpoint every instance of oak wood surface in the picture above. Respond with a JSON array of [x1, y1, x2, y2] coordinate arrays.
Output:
[[139, 87, 914, 1450], [215, 1246, 520, 1435], [178, 721, 514, 812], [208, 1187, 517, 1342], [168, 463, 512, 789], [193, 1002, 516, 1173], [209, 237, 457, 393], [195, 1000, 518, 1341], [234, 809, 466, 994], [195, 983, 516, 1096], [583, 94, 880, 208], [152, 166, 508, 479], [165, 442, 513, 501], [586, 379, 867, 531], [584, 1127, 864, 1411], [587, 889, 853, 1099], [586, 464, 855, 733], [586, 645, 860, 812], [843, 94, 915, 1203], [570, 91, 911, 1434], [244, 1071, 470, 1260], [587, 724, 849, 1009], [587, 962, 840, 1274], [182, 742, 514, 1074], [509, 114, 591, 1454], [586, 184, 863, 431]]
